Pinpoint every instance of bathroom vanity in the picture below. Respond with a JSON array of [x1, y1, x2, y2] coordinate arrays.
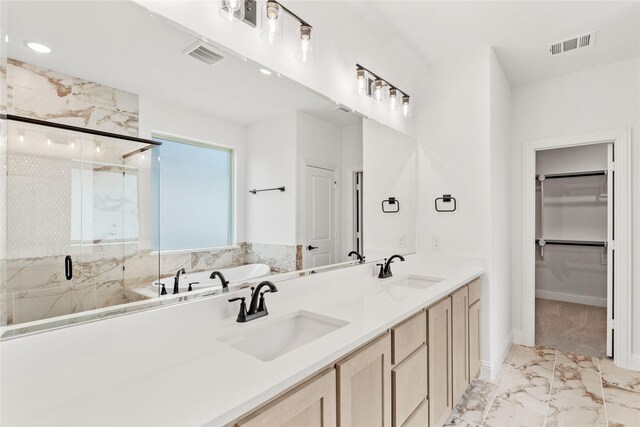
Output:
[[0, 258, 482, 426], [229, 274, 481, 427]]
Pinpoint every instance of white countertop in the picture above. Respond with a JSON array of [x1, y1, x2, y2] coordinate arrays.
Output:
[[0, 260, 482, 427]]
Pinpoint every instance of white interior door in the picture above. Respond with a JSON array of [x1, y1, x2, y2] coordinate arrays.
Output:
[[305, 165, 336, 269], [606, 143, 614, 358]]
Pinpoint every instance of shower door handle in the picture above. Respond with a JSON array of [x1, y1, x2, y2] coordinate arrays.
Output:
[[65, 255, 73, 280]]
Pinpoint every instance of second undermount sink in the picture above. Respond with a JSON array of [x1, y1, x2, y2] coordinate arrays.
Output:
[[391, 275, 444, 289], [218, 310, 349, 362]]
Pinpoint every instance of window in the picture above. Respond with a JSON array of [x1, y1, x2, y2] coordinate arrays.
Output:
[[151, 136, 233, 251]]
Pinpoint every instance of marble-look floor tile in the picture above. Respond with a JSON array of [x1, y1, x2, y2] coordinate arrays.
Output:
[[510, 345, 557, 378], [602, 384, 640, 427], [600, 358, 640, 393], [445, 379, 499, 426], [546, 351, 606, 427]]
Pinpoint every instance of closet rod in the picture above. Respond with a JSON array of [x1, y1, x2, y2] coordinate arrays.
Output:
[[536, 170, 606, 180], [535, 238, 607, 248]]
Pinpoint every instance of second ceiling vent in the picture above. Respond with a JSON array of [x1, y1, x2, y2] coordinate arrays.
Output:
[[548, 31, 597, 56]]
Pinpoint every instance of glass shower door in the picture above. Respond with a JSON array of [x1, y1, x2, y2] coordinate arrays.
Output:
[[2, 121, 85, 325]]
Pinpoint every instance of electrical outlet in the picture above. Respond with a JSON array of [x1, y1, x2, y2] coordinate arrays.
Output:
[[432, 237, 441, 250]]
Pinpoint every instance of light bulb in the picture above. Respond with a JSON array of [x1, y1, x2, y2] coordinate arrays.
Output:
[[46, 137, 52, 146], [95, 144, 101, 153], [69, 141, 75, 149], [371, 79, 388, 102], [141, 153, 146, 160], [389, 89, 400, 110], [219, 0, 245, 22], [356, 69, 366, 96], [401, 95, 411, 118], [18, 132, 24, 143], [261, 1, 283, 44], [295, 25, 314, 62]]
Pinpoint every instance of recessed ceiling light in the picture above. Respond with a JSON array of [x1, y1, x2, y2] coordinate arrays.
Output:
[[259, 68, 272, 75], [25, 41, 51, 54]]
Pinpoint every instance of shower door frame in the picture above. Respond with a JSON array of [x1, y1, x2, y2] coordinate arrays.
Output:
[[520, 128, 633, 370]]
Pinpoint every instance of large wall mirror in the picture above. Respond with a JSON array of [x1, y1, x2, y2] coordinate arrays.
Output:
[[0, 1, 417, 333]]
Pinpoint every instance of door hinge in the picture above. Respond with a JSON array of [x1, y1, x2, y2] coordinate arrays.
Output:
[[609, 240, 616, 251], [608, 161, 615, 172], [608, 319, 615, 330]]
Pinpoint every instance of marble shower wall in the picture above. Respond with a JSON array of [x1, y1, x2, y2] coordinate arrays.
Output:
[[1, 59, 140, 326], [6, 59, 138, 136]]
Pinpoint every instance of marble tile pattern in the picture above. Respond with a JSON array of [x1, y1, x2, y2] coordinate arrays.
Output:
[[445, 344, 640, 427], [6, 59, 139, 136], [1, 242, 301, 326]]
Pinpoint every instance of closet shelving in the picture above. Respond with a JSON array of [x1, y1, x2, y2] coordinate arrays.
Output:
[[535, 169, 608, 256]]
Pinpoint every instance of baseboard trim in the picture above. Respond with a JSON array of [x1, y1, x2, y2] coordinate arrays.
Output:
[[480, 332, 513, 381], [512, 329, 524, 345], [630, 353, 640, 372], [536, 290, 606, 307]]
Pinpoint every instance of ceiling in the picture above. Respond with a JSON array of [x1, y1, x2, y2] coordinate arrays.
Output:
[[344, 1, 640, 85], [6, 1, 361, 127]]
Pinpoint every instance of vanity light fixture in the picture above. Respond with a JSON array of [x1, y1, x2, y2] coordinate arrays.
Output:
[[260, 1, 314, 62], [25, 41, 51, 53], [356, 68, 367, 95], [355, 64, 411, 119], [371, 79, 388, 103], [401, 95, 411, 118], [219, 0, 245, 22]]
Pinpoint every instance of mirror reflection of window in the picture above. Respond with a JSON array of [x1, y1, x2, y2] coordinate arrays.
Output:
[[151, 137, 233, 251]]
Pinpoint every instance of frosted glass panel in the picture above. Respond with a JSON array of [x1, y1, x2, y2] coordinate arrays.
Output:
[[152, 138, 232, 251]]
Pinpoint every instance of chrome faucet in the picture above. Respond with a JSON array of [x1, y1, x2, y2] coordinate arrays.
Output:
[[347, 250, 365, 264], [228, 281, 278, 323], [210, 271, 229, 293], [377, 254, 405, 279], [173, 268, 186, 294]]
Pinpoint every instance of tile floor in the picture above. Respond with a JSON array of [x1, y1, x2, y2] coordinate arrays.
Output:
[[445, 344, 640, 427]]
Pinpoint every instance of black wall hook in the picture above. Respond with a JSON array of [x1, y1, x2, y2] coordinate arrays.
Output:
[[382, 197, 400, 213], [435, 194, 457, 212]]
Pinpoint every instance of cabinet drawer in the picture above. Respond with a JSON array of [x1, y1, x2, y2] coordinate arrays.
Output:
[[401, 399, 428, 427], [391, 311, 426, 365], [392, 344, 428, 427], [468, 278, 481, 305]]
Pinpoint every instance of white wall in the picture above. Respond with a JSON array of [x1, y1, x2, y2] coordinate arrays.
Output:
[[417, 47, 513, 377], [488, 49, 513, 373], [340, 123, 363, 261], [135, 0, 419, 138], [363, 119, 417, 260], [138, 95, 247, 244], [245, 113, 297, 245], [510, 57, 640, 355]]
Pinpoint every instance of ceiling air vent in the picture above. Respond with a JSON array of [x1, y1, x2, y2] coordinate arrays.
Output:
[[548, 31, 597, 56], [183, 41, 224, 66]]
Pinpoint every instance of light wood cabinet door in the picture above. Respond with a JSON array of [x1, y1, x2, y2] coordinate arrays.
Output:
[[392, 344, 428, 427], [337, 333, 392, 427], [427, 297, 453, 427], [236, 369, 337, 427], [469, 300, 481, 380], [451, 286, 469, 405]]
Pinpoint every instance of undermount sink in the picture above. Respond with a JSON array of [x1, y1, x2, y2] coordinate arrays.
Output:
[[218, 310, 349, 362], [391, 276, 444, 289]]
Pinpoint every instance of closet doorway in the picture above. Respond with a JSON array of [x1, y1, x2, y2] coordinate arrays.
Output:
[[521, 128, 632, 369], [535, 144, 613, 358]]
